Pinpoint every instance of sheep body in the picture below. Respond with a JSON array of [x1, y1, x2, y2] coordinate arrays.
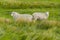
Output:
[[11, 12, 33, 22], [32, 12, 49, 21]]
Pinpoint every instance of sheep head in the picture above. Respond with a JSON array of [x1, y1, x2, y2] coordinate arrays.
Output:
[[45, 12, 49, 17], [11, 12, 19, 16]]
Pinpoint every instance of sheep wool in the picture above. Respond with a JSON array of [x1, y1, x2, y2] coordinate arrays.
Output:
[[32, 12, 49, 21], [11, 12, 33, 22]]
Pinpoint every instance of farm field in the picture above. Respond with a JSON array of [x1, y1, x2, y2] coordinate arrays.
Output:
[[0, 0, 60, 40]]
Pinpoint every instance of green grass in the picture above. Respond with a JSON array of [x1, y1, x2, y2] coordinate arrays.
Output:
[[0, 0, 60, 40], [0, 19, 59, 40], [0, 0, 60, 9]]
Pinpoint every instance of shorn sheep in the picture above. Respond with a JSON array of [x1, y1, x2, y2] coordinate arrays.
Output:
[[11, 12, 33, 22], [32, 12, 49, 21]]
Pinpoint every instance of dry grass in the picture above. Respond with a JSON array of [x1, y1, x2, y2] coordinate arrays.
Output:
[[0, 17, 12, 24]]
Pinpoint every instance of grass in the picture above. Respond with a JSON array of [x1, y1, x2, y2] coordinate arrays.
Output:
[[0, 0, 60, 9], [0, 0, 60, 40], [0, 19, 59, 40]]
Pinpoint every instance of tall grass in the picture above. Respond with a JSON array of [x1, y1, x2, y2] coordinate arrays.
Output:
[[0, 0, 60, 40], [0, 17, 59, 40], [0, 1, 60, 9]]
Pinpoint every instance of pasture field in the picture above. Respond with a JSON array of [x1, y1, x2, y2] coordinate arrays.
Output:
[[0, 0, 60, 40]]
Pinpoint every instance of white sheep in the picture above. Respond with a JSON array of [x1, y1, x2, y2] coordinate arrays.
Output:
[[11, 12, 33, 22], [32, 12, 49, 21]]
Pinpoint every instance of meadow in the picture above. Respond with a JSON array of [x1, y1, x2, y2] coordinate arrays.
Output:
[[0, 0, 60, 40]]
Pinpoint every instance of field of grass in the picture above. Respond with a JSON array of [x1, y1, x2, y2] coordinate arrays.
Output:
[[0, 0, 60, 40]]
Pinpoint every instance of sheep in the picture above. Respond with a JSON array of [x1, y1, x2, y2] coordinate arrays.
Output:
[[32, 12, 49, 22], [11, 12, 33, 22], [11, 12, 21, 21]]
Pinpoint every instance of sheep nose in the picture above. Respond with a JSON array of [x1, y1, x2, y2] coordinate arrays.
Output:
[[11, 14, 13, 16]]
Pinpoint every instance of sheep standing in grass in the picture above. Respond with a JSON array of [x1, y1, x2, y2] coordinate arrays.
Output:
[[11, 12, 33, 22], [32, 12, 49, 21]]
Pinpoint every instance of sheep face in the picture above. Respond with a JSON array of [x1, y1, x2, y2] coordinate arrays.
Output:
[[45, 12, 49, 17], [11, 12, 15, 16], [11, 12, 18, 16], [11, 13, 13, 16]]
